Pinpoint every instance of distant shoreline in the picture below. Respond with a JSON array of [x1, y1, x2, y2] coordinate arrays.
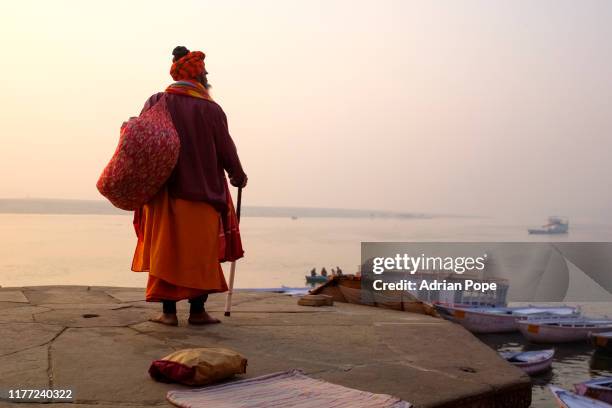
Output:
[[0, 198, 461, 219]]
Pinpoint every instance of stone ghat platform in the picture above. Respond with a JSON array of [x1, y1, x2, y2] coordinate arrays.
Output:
[[0, 286, 531, 407]]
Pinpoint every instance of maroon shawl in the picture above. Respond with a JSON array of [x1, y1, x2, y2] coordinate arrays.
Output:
[[133, 83, 245, 262]]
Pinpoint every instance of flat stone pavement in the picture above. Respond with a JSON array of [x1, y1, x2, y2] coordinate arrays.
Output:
[[0, 286, 531, 408]]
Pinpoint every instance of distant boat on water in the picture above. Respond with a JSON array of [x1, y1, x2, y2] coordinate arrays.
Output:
[[305, 275, 328, 284], [528, 216, 569, 234], [306, 267, 329, 284]]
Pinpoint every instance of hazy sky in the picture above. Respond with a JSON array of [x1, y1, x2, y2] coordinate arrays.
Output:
[[1, 0, 611, 218]]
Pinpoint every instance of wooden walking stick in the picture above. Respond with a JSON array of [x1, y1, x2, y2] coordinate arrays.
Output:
[[224, 187, 242, 317]]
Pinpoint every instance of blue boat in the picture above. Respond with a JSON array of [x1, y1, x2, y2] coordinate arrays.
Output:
[[305, 275, 328, 284], [575, 377, 612, 404], [499, 349, 554, 375]]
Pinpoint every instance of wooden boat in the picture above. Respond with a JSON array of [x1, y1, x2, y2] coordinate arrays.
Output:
[[434, 304, 579, 334], [575, 378, 612, 404], [519, 318, 612, 344], [310, 275, 434, 315], [499, 349, 554, 375], [591, 332, 612, 353], [550, 385, 612, 407]]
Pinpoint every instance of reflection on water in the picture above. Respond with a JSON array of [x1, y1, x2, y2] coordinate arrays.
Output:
[[478, 303, 612, 407], [591, 351, 612, 371]]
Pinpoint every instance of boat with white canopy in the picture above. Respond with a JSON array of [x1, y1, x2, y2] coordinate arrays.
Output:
[[434, 304, 579, 334], [519, 318, 612, 343]]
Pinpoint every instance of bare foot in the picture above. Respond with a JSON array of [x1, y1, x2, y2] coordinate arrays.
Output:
[[188, 311, 221, 325], [149, 312, 178, 326]]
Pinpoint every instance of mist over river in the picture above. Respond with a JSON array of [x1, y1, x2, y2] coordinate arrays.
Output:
[[1, 212, 611, 289]]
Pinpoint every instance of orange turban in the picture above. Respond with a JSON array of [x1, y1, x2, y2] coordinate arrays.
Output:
[[170, 51, 206, 81]]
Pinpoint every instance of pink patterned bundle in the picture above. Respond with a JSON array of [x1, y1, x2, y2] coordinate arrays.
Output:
[[97, 94, 180, 210]]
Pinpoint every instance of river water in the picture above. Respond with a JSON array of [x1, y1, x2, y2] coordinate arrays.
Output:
[[1, 213, 611, 407]]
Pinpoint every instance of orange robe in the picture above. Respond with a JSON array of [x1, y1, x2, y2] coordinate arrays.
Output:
[[132, 188, 228, 302]]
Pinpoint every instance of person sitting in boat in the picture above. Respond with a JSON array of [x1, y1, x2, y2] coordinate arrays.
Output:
[[336, 266, 343, 276], [321, 267, 328, 277], [310, 268, 316, 277]]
